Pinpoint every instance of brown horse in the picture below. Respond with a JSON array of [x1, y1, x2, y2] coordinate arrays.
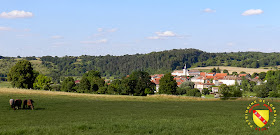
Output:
[[14, 99, 22, 110], [27, 99, 34, 110]]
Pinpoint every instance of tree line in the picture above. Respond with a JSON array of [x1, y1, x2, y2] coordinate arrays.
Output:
[[7, 60, 204, 97], [9, 59, 280, 98]]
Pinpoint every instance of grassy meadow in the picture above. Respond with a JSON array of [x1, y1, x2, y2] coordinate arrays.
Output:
[[0, 88, 280, 135]]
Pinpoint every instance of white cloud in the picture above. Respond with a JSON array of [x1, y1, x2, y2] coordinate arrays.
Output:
[[93, 28, 118, 37], [81, 39, 108, 44], [156, 31, 176, 37], [148, 31, 183, 40], [147, 36, 161, 40], [0, 26, 11, 31], [0, 10, 33, 18], [51, 35, 64, 39], [203, 8, 216, 13], [242, 9, 263, 16]]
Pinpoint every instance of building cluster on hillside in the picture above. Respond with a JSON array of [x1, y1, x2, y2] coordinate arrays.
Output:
[[151, 66, 261, 93]]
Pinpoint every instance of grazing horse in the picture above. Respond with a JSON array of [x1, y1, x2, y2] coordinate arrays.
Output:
[[14, 99, 22, 110], [23, 100, 27, 109], [27, 99, 34, 110], [9, 99, 15, 110]]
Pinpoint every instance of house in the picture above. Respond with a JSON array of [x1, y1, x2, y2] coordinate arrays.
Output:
[[174, 76, 188, 86], [171, 64, 200, 77], [150, 74, 164, 92], [239, 74, 250, 79], [212, 87, 219, 93], [188, 70, 201, 76], [191, 76, 205, 83], [217, 76, 242, 86], [172, 64, 188, 76], [151, 78, 161, 93], [75, 80, 80, 84], [194, 82, 215, 92]]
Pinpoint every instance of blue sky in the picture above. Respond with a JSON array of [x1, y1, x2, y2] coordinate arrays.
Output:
[[0, 0, 279, 56]]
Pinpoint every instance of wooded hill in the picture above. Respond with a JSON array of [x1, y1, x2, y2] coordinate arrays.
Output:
[[1, 48, 280, 79]]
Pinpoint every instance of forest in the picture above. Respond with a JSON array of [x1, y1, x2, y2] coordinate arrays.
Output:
[[1, 48, 280, 79]]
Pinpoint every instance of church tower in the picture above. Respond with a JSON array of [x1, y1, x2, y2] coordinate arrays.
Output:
[[183, 64, 187, 76]]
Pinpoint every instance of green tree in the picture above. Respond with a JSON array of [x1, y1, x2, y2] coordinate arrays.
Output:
[[269, 91, 279, 98], [61, 77, 75, 92], [120, 71, 155, 96], [159, 73, 177, 94], [130, 71, 155, 96], [232, 71, 238, 76], [186, 89, 201, 97], [223, 69, 229, 74], [210, 68, 216, 73], [240, 77, 249, 92], [78, 77, 91, 93], [83, 70, 105, 92], [180, 81, 195, 89], [240, 71, 246, 74], [107, 79, 122, 94], [259, 72, 266, 80], [219, 84, 232, 98], [8, 60, 36, 89], [253, 84, 269, 98], [144, 88, 154, 95], [202, 88, 210, 95], [33, 74, 52, 90], [231, 83, 242, 97], [216, 67, 221, 73], [251, 72, 258, 79]]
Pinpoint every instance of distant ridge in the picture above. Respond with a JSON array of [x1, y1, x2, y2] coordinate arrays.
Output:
[[1, 48, 280, 78]]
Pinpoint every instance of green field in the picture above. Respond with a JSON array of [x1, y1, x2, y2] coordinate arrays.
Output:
[[0, 82, 11, 88], [0, 88, 279, 135]]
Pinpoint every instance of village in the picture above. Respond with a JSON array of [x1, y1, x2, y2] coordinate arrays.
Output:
[[150, 65, 262, 94]]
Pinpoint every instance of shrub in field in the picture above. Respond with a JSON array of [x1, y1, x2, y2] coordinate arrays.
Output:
[[144, 88, 154, 95], [186, 89, 201, 97]]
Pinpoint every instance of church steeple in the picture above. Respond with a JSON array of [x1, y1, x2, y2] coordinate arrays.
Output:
[[183, 64, 187, 76]]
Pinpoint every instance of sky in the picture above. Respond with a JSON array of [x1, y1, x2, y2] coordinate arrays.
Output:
[[0, 0, 280, 57]]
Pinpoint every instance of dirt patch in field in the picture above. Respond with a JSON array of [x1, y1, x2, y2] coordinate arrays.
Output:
[[191, 66, 272, 74]]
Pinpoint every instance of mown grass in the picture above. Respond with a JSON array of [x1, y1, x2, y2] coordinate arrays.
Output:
[[0, 88, 279, 135], [191, 66, 271, 74]]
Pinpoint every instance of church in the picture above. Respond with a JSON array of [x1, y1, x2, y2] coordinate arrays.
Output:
[[171, 64, 200, 77]]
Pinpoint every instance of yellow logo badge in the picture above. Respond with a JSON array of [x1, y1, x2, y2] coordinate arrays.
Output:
[[245, 99, 277, 131], [253, 110, 269, 128]]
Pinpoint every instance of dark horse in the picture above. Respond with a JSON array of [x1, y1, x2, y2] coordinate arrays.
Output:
[[14, 99, 22, 110], [23, 100, 27, 109]]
